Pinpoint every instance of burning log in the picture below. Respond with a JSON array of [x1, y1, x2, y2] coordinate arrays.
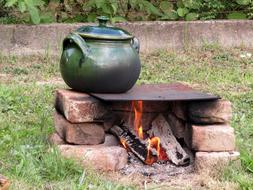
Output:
[[148, 114, 190, 166], [109, 125, 157, 164]]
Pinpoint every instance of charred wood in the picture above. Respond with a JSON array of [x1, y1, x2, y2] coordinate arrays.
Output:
[[109, 125, 156, 164], [148, 114, 190, 166]]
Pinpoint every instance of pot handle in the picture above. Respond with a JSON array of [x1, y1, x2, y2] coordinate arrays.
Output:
[[63, 32, 90, 56], [131, 37, 140, 54]]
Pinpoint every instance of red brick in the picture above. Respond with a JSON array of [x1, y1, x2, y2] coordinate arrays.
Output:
[[55, 89, 108, 123], [167, 113, 186, 138], [102, 112, 122, 132], [54, 111, 105, 145], [102, 134, 119, 146], [113, 111, 158, 131], [183, 123, 192, 148], [58, 145, 128, 171], [195, 151, 240, 175], [0, 174, 10, 190], [110, 101, 169, 112], [188, 99, 232, 124], [48, 132, 66, 145], [169, 101, 188, 121], [191, 124, 235, 151]]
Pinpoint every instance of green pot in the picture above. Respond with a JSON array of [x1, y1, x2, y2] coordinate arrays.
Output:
[[60, 16, 141, 93]]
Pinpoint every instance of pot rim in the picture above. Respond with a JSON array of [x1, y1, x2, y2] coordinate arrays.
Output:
[[75, 16, 134, 40], [76, 32, 134, 40]]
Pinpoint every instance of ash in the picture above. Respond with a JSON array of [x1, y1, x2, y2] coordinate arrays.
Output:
[[120, 152, 194, 182]]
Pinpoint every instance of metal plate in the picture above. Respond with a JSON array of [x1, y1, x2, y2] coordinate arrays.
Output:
[[90, 83, 220, 101]]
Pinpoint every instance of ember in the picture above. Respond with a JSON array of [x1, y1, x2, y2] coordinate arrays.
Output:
[[147, 137, 168, 161], [120, 138, 128, 150]]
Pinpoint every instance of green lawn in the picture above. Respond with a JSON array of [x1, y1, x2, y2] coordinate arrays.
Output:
[[0, 44, 253, 189]]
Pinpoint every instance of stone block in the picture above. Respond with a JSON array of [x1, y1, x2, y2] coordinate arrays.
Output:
[[58, 145, 128, 171], [110, 101, 169, 113], [183, 123, 192, 148], [169, 101, 188, 121], [188, 99, 232, 124], [102, 112, 122, 132], [195, 151, 240, 176], [55, 89, 108, 123], [113, 111, 158, 131], [167, 113, 186, 138], [191, 124, 235, 151], [54, 111, 105, 145], [0, 174, 10, 190], [102, 134, 119, 146], [0, 25, 14, 50], [48, 132, 66, 145]]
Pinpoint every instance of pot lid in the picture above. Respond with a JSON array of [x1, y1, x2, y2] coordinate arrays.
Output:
[[75, 16, 133, 40]]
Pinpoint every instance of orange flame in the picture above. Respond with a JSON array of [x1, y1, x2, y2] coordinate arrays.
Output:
[[120, 138, 128, 150], [132, 100, 144, 139], [129, 100, 169, 165], [145, 138, 157, 165], [146, 137, 168, 163]]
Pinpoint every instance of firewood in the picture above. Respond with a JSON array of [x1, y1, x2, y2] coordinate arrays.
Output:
[[109, 125, 156, 164], [148, 114, 190, 166]]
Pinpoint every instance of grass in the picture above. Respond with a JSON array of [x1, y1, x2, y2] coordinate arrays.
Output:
[[0, 84, 136, 189], [140, 45, 253, 189], [0, 44, 253, 189], [0, 54, 135, 189]]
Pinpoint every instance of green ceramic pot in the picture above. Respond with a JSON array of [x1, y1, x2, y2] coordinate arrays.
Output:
[[60, 16, 141, 93]]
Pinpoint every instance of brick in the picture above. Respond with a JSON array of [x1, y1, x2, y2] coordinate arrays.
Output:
[[58, 145, 128, 171], [49, 133, 119, 147], [169, 101, 188, 121], [191, 124, 235, 151], [54, 111, 105, 145], [167, 113, 186, 138], [183, 123, 192, 148], [102, 112, 122, 132], [102, 134, 119, 146], [0, 174, 10, 190], [188, 99, 232, 124], [195, 151, 240, 175], [110, 101, 169, 113], [113, 111, 158, 131], [55, 89, 108, 123], [48, 132, 66, 145]]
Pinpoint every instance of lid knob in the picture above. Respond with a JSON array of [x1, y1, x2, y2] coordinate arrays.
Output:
[[97, 16, 109, 27]]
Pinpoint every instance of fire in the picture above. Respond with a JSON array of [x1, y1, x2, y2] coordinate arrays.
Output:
[[138, 127, 144, 140], [118, 100, 169, 165], [148, 137, 168, 161], [120, 138, 128, 150], [132, 100, 144, 139], [145, 138, 157, 165], [145, 137, 168, 164]]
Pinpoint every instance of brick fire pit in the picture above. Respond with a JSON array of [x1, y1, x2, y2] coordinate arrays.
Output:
[[50, 83, 240, 179]]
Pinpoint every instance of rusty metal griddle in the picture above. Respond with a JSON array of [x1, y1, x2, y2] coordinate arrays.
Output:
[[90, 83, 219, 101]]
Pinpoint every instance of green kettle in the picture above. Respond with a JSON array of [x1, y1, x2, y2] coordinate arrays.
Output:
[[60, 16, 141, 93]]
